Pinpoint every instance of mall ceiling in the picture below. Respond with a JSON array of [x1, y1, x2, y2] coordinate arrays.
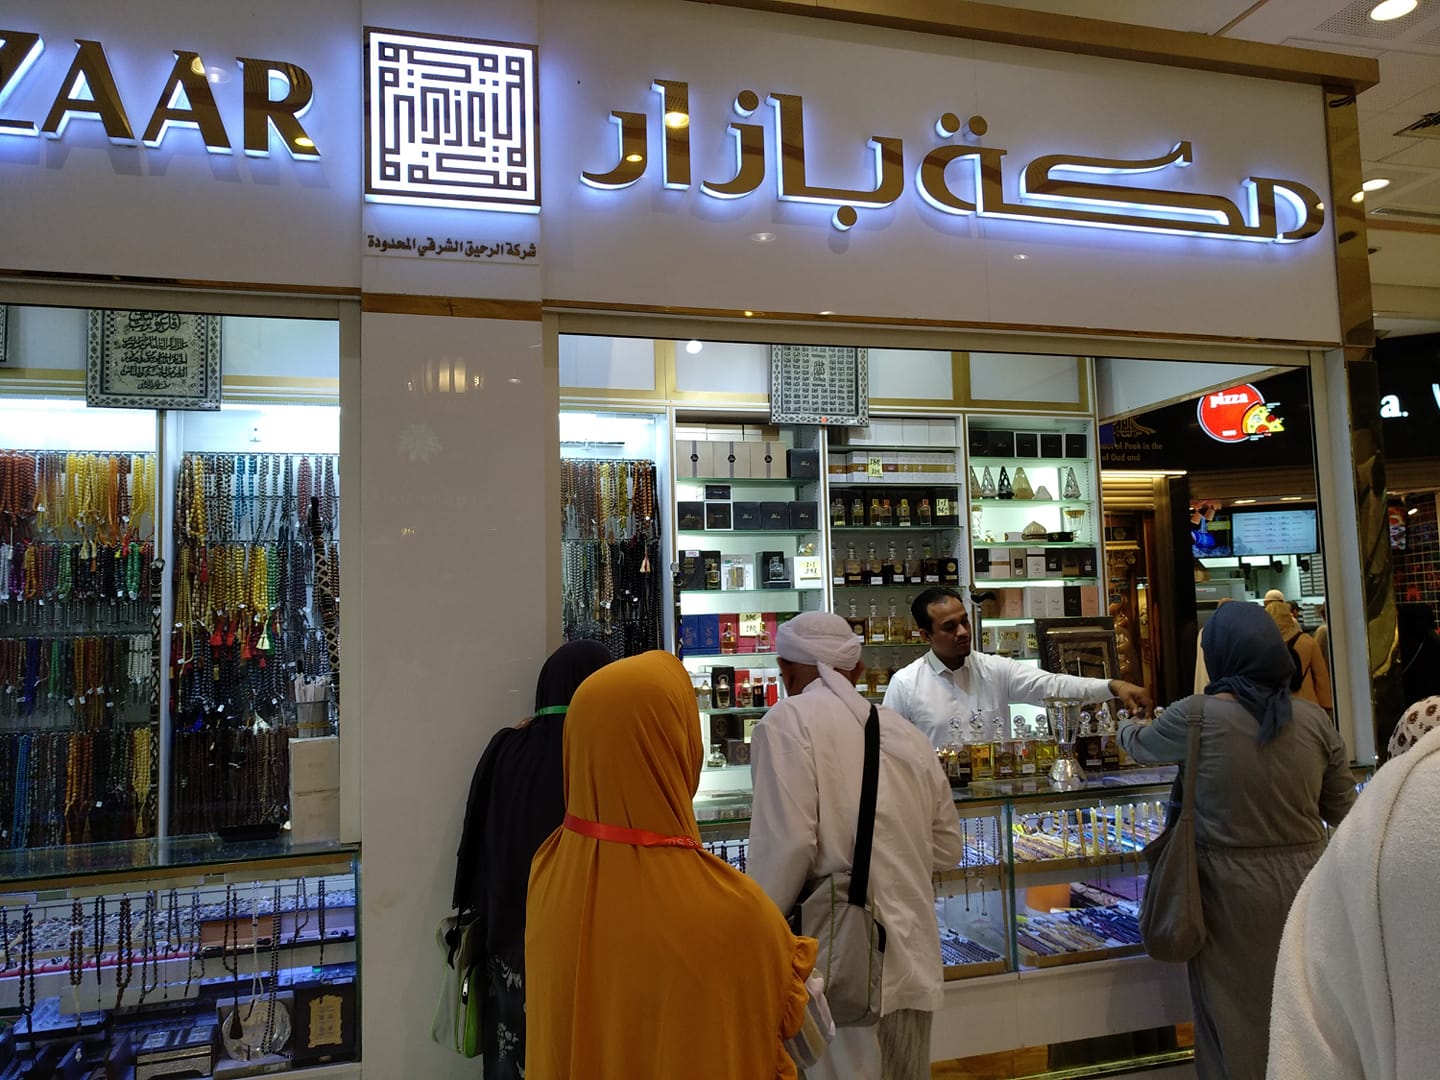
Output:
[[979, 0, 1440, 335]]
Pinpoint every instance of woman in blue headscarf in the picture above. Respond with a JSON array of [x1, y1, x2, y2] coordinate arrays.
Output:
[[1118, 600, 1355, 1080]]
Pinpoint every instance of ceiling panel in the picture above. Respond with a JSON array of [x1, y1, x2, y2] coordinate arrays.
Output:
[[1381, 138, 1440, 166], [1352, 49, 1440, 112], [945, 0, 1264, 34]]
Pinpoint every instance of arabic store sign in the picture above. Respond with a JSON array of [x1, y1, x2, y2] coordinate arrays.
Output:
[[583, 81, 1326, 242]]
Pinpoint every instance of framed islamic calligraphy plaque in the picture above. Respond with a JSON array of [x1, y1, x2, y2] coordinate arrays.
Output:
[[769, 345, 868, 427], [86, 309, 222, 411]]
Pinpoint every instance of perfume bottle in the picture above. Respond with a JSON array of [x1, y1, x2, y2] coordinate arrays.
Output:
[[865, 543, 883, 584], [757, 623, 772, 653], [831, 494, 847, 527], [847, 598, 867, 642], [968, 712, 995, 781], [1012, 466, 1034, 501], [917, 498, 933, 527], [1033, 714, 1058, 770], [765, 675, 779, 707], [855, 665, 871, 696], [720, 622, 737, 655], [1013, 718, 1037, 776], [981, 467, 997, 499], [887, 597, 905, 643], [752, 678, 766, 708], [697, 676, 712, 710], [738, 676, 752, 708], [907, 596, 924, 643], [850, 495, 865, 527], [707, 743, 728, 769], [869, 497, 884, 527], [905, 542, 919, 586], [868, 598, 887, 644], [1063, 466, 1082, 501], [1078, 712, 1103, 771], [897, 498, 912, 527], [886, 541, 904, 585], [997, 467, 1014, 500], [872, 666, 891, 697], [1097, 705, 1120, 773], [714, 672, 733, 709], [880, 498, 893, 527]]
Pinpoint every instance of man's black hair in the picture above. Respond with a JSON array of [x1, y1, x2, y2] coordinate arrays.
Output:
[[910, 587, 968, 632]]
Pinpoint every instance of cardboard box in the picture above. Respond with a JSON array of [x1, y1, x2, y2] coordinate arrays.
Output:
[[1061, 550, 1083, 577], [848, 451, 870, 484], [1023, 588, 1046, 618], [677, 502, 705, 531], [939, 556, 961, 585], [1000, 588, 1025, 619], [973, 548, 991, 576], [1063, 585, 1083, 617], [759, 502, 790, 530], [901, 419, 930, 447], [721, 555, 754, 591], [705, 502, 733, 530], [988, 430, 1016, 457], [678, 549, 708, 591], [290, 789, 340, 844], [789, 501, 818, 529], [675, 440, 713, 478], [697, 615, 721, 653], [870, 418, 905, 445], [1078, 546, 1098, 577], [846, 424, 877, 445], [290, 736, 339, 796], [1026, 551, 1048, 579], [1045, 549, 1065, 576], [758, 551, 792, 587], [1040, 433, 1064, 458], [986, 548, 1012, 579], [734, 502, 763, 530], [714, 441, 748, 478], [680, 615, 703, 652], [929, 418, 959, 447], [1080, 586, 1101, 617], [725, 738, 752, 766], [1065, 433, 1088, 458], [1014, 432, 1039, 457], [751, 441, 786, 478]]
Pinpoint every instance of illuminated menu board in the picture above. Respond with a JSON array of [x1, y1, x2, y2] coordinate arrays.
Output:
[[1231, 509, 1317, 556]]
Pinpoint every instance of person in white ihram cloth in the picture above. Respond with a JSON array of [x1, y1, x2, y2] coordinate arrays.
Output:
[[882, 587, 1151, 748], [1266, 700, 1440, 1080], [746, 611, 965, 1080]]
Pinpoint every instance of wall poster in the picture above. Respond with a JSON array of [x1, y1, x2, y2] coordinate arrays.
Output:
[[86, 310, 222, 410], [769, 345, 868, 427]]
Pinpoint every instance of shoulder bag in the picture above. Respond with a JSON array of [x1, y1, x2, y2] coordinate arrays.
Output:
[[1137, 699, 1207, 963], [429, 914, 484, 1057], [788, 704, 886, 1026]]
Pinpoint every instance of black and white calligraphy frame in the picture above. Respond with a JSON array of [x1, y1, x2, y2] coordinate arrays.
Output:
[[768, 345, 869, 427], [86, 310, 222, 411]]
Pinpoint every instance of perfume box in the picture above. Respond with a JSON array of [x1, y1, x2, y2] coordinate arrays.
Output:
[[678, 549, 707, 591], [132, 1021, 216, 1080], [1045, 549, 1065, 576], [786, 447, 820, 479], [1080, 586, 1101, 617], [933, 495, 959, 527], [677, 502, 705, 531], [973, 548, 990, 576], [1045, 588, 1067, 618], [702, 551, 723, 591], [988, 430, 1016, 457], [709, 714, 739, 745], [1040, 433, 1064, 458], [704, 484, 732, 500], [1078, 546, 1098, 576], [675, 440, 712, 478], [1010, 551, 1029, 579], [1014, 432, 1039, 458], [697, 615, 721, 654], [712, 441, 747, 478], [759, 502, 790, 530], [1063, 585, 1083, 617], [721, 555, 754, 591], [733, 501, 763, 529], [705, 502, 733, 531], [968, 429, 991, 457], [981, 548, 1009, 579], [939, 557, 961, 585], [999, 588, 1025, 619], [1026, 550, 1048, 579], [789, 501, 818, 529], [680, 615, 702, 652], [725, 738, 752, 766], [750, 441, 784, 479], [758, 551, 792, 587], [1065, 433, 1088, 458], [1061, 550, 1083, 577]]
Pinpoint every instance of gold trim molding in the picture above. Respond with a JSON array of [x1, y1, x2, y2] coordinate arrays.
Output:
[[691, 0, 1379, 92], [361, 293, 543, 321]]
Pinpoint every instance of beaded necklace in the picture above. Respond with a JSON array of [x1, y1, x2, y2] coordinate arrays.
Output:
[[18, 906, 35, 1032], [68, 898, 85, 1025], [137, 890, 159, 1003], [0, 907, 9, 969], [262, 884, 282, 1052], [185, 890, 202, 996], [114, 894, 133, 1008]]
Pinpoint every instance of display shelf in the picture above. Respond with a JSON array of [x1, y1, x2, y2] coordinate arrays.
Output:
[[968, 455, 1089, 466], [969, 499, 1092, 509], [678, 588, 801, 596], [683, 651, 780, 661], [974, 541, 1095, 549], [828, 444, 960, 454], [832, 582, 932, 591], [679, 476, 812, 486], [677, 529, 818, 537], [699, 707, 768, 717], [832, 524, 962, 532], [978, 577, 1100, 586]]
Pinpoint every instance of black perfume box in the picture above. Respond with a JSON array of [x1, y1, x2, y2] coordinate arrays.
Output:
[[759, 502, 790, 530], [704, 483, 732, 500], [709, 714, 739, 745], [677, 501, 705, 531], [678, 549, 711, 592], [786, 447, 820, 479], [758, 551, 792, 587], [939, 557, 961, 585], [725, 738, 752, 766], [1040, 433, 1063, 458], [1065, 433, 1088, 458], [973, 549, 991, 575], [1063, 584, 1083, 616], [704, 502, 733, 530], [933, 495, 960, 527], [1014, 432, 1039, 457], [789, 501, 818, 529], [968, 429, 990, 456], [1078, 546, 1098, 576], [1045, 549, 1065, 575], [733, 501, 763, 529], [988, 430, 1015, 457]]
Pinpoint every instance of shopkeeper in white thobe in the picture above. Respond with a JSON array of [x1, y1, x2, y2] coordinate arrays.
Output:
[[747, 611, 965, 1080], [883, 587, 1152, 748]]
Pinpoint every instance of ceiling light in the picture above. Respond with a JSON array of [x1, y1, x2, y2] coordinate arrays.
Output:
[[1351, 191, 1366, 203], [1013, 253, 1029, 261], [663, 111, 689, 129], [624, 152, 643, 163], [1233, 498, 1258, 505], [190, 57, 206, 76], [1408, 505, 1420, 516], [1315, 202, 1324, 212], [818, 310, 835, 316], [1369, 0, 1416, 21], [751, 231, 775, 243], [684, 340, 703, 355], [1280, 496, 1304, 502], [742, 310, 755, 317], [1361, 177, 1391, 192], [294, 136, 315, 149]]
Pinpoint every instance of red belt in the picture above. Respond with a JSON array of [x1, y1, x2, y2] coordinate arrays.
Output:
[[563, 812, 701, 849]]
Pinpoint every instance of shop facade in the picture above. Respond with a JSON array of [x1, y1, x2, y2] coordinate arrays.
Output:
[[2, 0, 1386, 1076]]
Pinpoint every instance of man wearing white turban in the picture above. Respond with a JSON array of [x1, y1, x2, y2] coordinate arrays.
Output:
[[747, 611, 965, 1080]]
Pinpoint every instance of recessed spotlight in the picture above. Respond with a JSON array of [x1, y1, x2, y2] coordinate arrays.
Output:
[[742, 310, 755, 317], [294, 136, 315, 149], [1013, 253, 1029, 261], [1233, 498, 1257, 505], [1280, 496, 1304, 502], [190, 57, 206, 76], [1351, 191, 1366, 203], [751, 232, 776, 243], [624, 152, 643, 163], [1369, 0, 1416, 21], [1408, 505, 1420, 516], [684, 340, 703, 355], [1315, 202, 1324, 212], [1361, 177, 1391, 192], [663, 111, 689, 129], [507, 377, 522, 384], [818, 310, 835, 316]]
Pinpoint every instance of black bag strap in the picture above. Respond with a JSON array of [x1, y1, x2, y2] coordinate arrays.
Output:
[[848, 704, 880, 908], [1178, 699, 1203, 822]]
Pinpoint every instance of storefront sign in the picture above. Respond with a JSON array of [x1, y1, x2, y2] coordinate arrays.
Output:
[[86, 310, 221, 411], [364, 27, 539, 212], [0, 29, 320, 157], [365, 233, 539, 262], [1376, 334, 1440, 461], [1196, 384, 1285, 444], [582, 82, 1326, 240]]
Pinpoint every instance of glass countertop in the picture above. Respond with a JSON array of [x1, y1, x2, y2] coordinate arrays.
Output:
[[0, 834, 359, 890]]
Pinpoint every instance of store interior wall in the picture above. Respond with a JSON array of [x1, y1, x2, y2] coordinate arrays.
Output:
[[356, 311, 550, 1080], [1095, 357, 1280, 423]]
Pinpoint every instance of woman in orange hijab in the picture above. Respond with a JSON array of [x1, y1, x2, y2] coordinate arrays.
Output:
[[526, 651, 817, 1079]]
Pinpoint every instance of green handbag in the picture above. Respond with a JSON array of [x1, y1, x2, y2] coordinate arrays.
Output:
[[431, 915, 485, 1059]]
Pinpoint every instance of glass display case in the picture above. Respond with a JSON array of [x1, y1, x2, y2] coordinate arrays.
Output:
[[0, 841, 359, 1076]]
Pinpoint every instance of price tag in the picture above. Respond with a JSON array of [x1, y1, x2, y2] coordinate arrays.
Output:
[[867, 455, 883, 477], [739, 612, 765, 637]]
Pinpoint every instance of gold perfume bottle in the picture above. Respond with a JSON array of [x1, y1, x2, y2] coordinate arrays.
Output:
[[897, 498, 912, 527], [847, 599, 868, 642], [968, 713, 995, 781], [1033, 714, 1058, 771], [868, 598, 887, 645], [720, 622, 737, 655]]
